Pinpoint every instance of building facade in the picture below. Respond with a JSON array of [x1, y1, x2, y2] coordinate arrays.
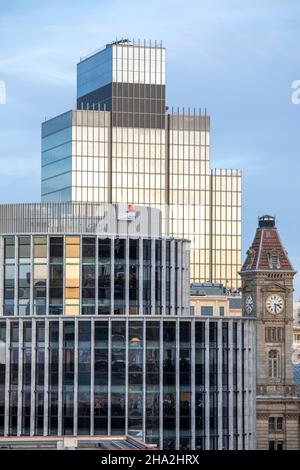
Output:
[[0, 202, 255, 449], [0, 315, 256, 450], [293, 301, 300, 326], [190, 283, 242, 317], [240, 215, 300, 450], [0, 203, 189, 317], [41, 39, 242, 290]]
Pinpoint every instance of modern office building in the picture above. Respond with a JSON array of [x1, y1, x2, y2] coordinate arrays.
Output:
[[240, 215, 300, 450], [41, 39, 242, 291], [0, 202, 255, 449], [0, 203, 190, 318]]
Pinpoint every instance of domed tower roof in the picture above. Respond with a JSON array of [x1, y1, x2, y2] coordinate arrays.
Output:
[[241, 215, 295, 273]]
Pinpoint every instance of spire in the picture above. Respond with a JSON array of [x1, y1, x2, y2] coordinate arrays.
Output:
[[241, 215, 295, 273]]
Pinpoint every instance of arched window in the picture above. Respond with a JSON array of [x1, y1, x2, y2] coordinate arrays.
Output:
[[268, 350, 280, 378], [267, 248, 280, 269]]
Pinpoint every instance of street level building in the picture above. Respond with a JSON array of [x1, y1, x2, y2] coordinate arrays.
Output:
[[41, 39, 242, 290], [0, 202, 255, 449], [240, 215, 300, 450]]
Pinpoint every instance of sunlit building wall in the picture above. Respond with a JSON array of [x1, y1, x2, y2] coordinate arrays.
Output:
[[41, 40, 242, 290]]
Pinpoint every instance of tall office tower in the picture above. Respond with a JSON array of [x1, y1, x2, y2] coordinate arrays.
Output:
[[41, 39, 242, 290]]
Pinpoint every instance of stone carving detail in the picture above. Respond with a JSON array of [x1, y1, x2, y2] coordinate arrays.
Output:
[[245, 247, 255, 269], [267, 247, 281, 269]]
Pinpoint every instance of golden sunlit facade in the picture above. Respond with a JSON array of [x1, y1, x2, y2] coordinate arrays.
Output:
[[41, 40, 242, 290], [65, 236, 80, 316]]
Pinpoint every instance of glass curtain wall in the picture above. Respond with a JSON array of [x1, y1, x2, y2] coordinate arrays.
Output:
[[78, 321, 91, 434], [145, 321, 160, 444], [0, 318, 253, 449], [128, 321, 143, 437], [195, 322, 205, 450], [4, 237, 15, 316], [111, 322, 126, 434], [94, 321, 108, 434], [163, 321, 176, 449]]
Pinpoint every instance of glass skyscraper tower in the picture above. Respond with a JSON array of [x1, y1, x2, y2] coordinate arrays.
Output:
[[41, 39, 242, 290]]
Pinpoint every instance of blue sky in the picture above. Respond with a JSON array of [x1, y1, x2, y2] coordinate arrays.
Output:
[[0, 0, 300, 296]]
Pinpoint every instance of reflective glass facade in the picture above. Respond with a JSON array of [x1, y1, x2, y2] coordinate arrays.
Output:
[[0, 202, 255, 449], [77, 41, 166, 128], [1, 234, 189, 317], [41, 111, 73, 202], [41, 40, 242, 290], [77, 46, 113, 100], [0, 317, 256, 449]]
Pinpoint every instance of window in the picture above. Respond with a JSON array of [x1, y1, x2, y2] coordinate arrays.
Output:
[[268, 417, 275, 431], [269, 440, 283, 450], [82, 237, 96, 261], [269, 440, 275, 450], [201, 306, 213, 316], [265, 327, 283, 343], [269, 416, 283, 432], [34, 237, 47, 260], [18, 237, 30, 260], [219, 306, 225, 316], [277, 417, 283, 431], [268, 248, 280, 269], [4, 236, 15, 259], [295, 334, 300, 343], [268, 350, 279, 378]]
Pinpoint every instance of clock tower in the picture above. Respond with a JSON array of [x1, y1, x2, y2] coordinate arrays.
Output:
[[240, 215, 300, 450]]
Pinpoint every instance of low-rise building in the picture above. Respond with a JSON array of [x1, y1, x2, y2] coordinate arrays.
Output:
[[190, 283, 242, 317]]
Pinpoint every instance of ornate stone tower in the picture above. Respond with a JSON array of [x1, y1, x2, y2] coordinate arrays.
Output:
[[240, 215, 300, 450]]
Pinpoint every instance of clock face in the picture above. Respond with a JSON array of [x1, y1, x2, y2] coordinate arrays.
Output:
[[245, 294, 254, 314], [266, 295, 284, 314]]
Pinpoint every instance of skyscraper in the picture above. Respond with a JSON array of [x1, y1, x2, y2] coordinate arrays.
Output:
[[41, 39, 242, 290]]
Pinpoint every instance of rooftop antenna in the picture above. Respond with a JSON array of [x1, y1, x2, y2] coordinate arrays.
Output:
[[112, 38, 131, 45]]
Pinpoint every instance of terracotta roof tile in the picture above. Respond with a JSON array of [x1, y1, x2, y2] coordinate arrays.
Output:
[[241, 225, 294, 272]]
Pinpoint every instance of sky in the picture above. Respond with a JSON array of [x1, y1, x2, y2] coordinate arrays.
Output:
[[0, 0, 300, 296]]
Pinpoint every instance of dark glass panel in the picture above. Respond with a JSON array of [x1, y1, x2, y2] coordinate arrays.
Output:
[[95, 322, 108, 348], [50, 237, 63, 261], [114, 239, 125, 261], [129, 239, 139, 263], [82, 237, 96, 260], [98, 238, 111, 260], [98, 265, 110, 307]]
